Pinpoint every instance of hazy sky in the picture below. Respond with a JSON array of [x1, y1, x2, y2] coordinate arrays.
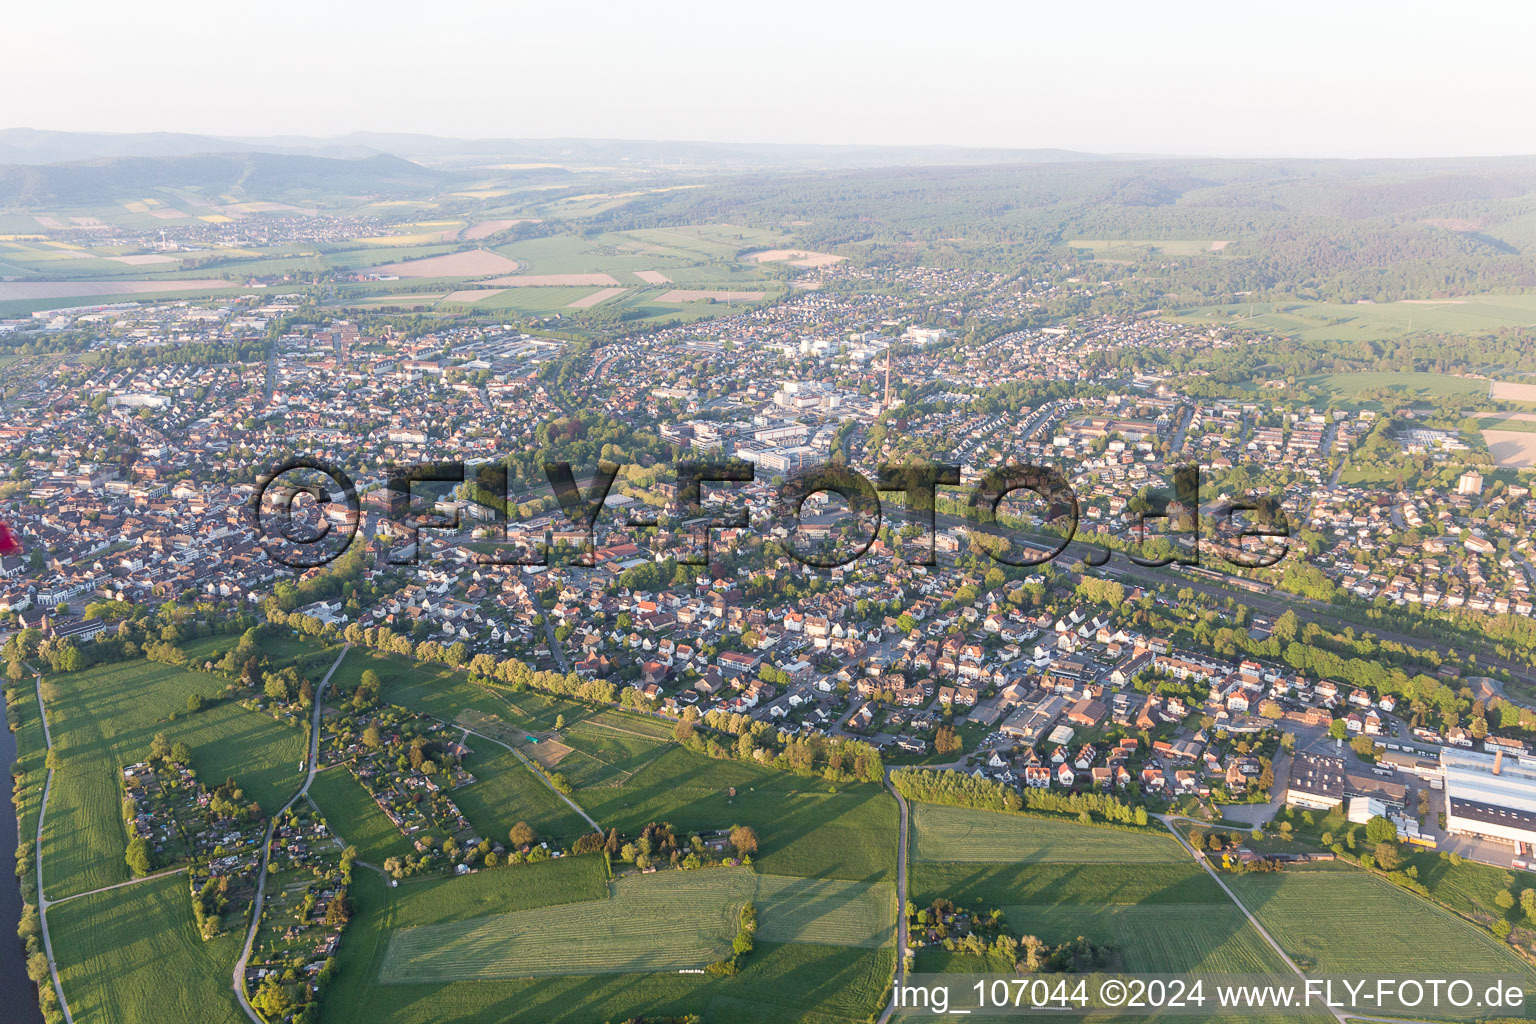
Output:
[[8, 0, 1535, 158]]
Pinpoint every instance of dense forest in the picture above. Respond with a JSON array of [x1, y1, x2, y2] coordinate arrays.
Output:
[[589, 158, 1536, 304]]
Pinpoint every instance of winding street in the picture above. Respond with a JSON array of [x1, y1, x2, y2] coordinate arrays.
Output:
[[232, 643, 351, 1024]]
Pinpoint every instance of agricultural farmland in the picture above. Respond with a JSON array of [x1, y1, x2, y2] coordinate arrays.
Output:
[[447, 743, 592, 843], [366, 249, 522, 277], [39, 652, 306, 898], [379, 868, 893, 982], [48, 872, 246, 1024], [386, 853, 612, 926], [328, 867, 893, 1024], [1228, 866, 1536, 978], [1000, 902, 1290, 974], [908, 814, 1292, 983], [307, 765, 417, 865], [910, 803, 1185, 863], [577, 746, 896, 881], [1171, 294, 1536, 343], [912, 860, 1221, 907]]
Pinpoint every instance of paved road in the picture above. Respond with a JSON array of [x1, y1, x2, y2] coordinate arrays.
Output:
[[233, 644, 350, 1024], [877, 773, 910, 1024], [541, 612, 571, 672], [29, 668, 74, 1024], [1213, 751, 1293, 828]]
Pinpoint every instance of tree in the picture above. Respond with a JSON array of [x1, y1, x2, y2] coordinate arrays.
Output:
[[934, 725, 962, 755], [509, 821, 537, 848], [6, 660, 23, 683], [186, 692, 205, 713], [325, 892, 353, 926], [1364, 815, 1398, 845], [555, 714, 566, 730], [361, 724, 382, 749], [729, 824, 759, 857], [125, 836, 154, 875], [1328, 718, 1349, 740], [150, 732, 171, 761], [264, 673, 289, 702], [1373, 841, 1402, 870]]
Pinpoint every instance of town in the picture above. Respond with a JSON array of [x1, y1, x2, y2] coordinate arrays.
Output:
[[7, 126, 1536, 1024]]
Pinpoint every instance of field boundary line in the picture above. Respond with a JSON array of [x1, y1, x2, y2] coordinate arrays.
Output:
[[46, 865, 189, 907]]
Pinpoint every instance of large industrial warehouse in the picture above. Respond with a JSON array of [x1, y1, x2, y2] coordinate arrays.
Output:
[[1442, 749, 1536, 849]]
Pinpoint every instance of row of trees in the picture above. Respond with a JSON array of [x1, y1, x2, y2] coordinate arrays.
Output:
[[890, 767, 1151, 826]]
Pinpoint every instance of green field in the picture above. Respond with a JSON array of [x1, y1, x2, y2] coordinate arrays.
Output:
[[579, 746, 896, 881], [1229, 866, 1536, 977], [908, 815, 1294, 985], [910, 803, 1185, 863], [387, 853, 611, 926], [49, 872, 246, 1024], [9, 681, 49, 894], [1069, 238, 1233, 258], [456, 702, 672, 789], [912, 860, 1221, 906], [320, 654, 595, 844], [1406, 848, 1536, 929], [555, 716, 670, 787], [449, 743, 591, 844], [40, 654, 307, 898], [1172, 294, 1536, 343], [338, 651, 504, 721], [1479, 414, 1536, 433], [380, 868, 893, 982], [440, 286, 609, 312], [328, 869, 893, 1024], [308, 766, 417, 864], [1000, 903, 1288, 974], [1308, 371, 1489, 400]]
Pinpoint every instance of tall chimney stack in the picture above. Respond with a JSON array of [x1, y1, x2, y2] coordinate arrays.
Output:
[[883, 348, 892, 410]]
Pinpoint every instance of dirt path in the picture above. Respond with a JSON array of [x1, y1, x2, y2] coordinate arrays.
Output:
[[45, 865, 188, 907]]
